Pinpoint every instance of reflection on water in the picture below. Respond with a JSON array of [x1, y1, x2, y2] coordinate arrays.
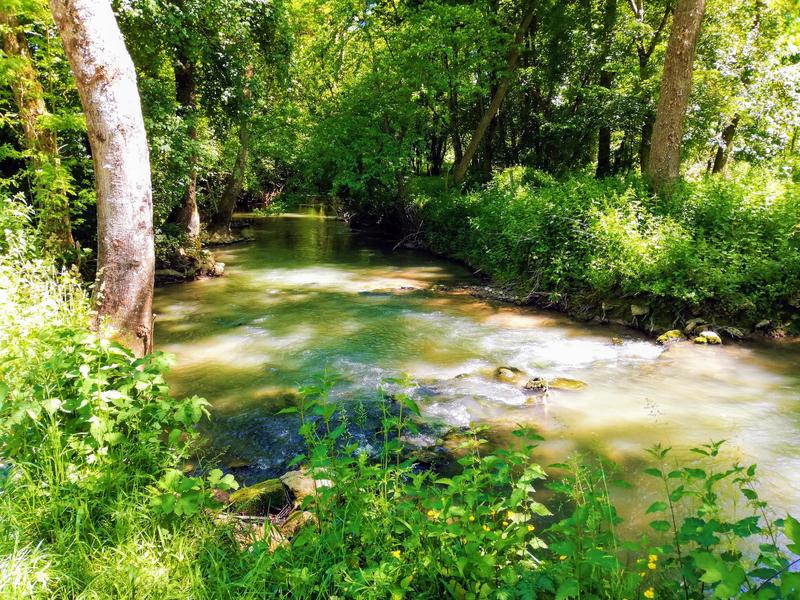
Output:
[[154, 214, 800, 516]]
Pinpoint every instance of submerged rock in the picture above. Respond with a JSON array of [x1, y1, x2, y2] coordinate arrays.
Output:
[[549, 378, 588, 391], [494, 366, 525, 384], [694, 330, 722, 345], [656, 330, 684, 345]]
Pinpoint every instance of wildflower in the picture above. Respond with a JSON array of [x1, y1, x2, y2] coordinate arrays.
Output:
[[507, 511, 514, 519], [468, 515, 475, 522], [648, 562, 657, 570], [502, 521, 509, 527], [649, 554, 658, 562], [427, 509, 439, 518], [482, 524, 490, 532], [644, 588, 655, 599], [559, 555, 567, 561], [640, 572, 646, 577], [391, 550, 401, 559], [527, 525, 535, 532]]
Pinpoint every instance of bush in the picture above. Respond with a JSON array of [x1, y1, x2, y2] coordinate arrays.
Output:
[[414, 166, 800, 329]]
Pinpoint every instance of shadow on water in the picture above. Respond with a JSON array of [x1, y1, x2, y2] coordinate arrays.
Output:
[[154, 214, 800, 521]]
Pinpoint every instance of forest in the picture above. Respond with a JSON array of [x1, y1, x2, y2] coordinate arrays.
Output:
[[1, 0, 799, 598]]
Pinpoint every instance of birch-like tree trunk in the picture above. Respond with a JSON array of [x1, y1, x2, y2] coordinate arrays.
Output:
[[1, 10, 74, 254], [49, 0, 155, 357], [646, 0, 705, 193]]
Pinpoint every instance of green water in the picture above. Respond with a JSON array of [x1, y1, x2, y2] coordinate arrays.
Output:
[[154, 213, 800, 516]]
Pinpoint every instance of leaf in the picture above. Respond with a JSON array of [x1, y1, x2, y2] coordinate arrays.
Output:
[[784, 514, 800, 554], [643, 468, 662, 478], [646, 501, 668, 514], [43, 397, 62, 415], [650, 520, 671, 532], [555, 579, 579, 600]]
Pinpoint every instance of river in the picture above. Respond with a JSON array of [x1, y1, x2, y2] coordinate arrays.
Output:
[[154, 212, 800, 519]]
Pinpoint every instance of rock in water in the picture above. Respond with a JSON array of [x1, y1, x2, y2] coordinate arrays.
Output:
[[494, 366, 524, 384], [549, 378, 587, 391], [656, 330, 684, 345], [684, 318, 706, 335], [694, 330, 722, 345], [523, 377, 549, 393]]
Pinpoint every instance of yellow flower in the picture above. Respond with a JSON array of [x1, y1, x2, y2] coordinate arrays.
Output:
[[649, 554, 658, 562], [468, 515, 475, 522], [640, 572, 646, 577], [648, 562, 657, 570], [507, 511, 514, 519], [427, 509, 439, 518], [482, 525, 490, 532], [527, 525, 535, 532], [644, 588, 655, 599], [391, 550, 401, 559], [559, 555, 567, 561], [502, 521, 509, 527]]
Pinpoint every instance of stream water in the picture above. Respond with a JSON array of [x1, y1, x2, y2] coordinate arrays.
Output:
[[154, 213, 800, 519]]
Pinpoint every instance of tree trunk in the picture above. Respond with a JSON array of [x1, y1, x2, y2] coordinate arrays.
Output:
[[711, 114, 738, 173], [639, 111, 654, 172], [646, 0, 706, 193], [49, 0, 155, 357], [210, 121, 250, 234], [596, 70, 614, 177], [171, 53, 200, 238], [595, 0, 617, 178], [452, 0, 536, 184], [1, 10, 74, 254]]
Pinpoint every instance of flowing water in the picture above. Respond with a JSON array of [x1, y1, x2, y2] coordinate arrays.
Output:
[[154, 213, 800, 518]]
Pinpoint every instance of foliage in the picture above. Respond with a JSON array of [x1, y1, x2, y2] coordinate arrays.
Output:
[[414, 165, 800, 329]]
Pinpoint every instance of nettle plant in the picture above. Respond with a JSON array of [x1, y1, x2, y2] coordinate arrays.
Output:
[[0, 328, 218, 527], [643, 442, 800, 599]]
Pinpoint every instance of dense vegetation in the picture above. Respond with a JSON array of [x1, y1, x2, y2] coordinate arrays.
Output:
[[1, 0, 800, 597]]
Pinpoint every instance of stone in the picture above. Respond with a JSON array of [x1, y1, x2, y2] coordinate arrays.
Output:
[[720, 326, 745, 340], [755, 319, 771, 330], [494, 366, 524, 384], [211, 262, 225, 277], [154, 268, 185, 279], [280, 469, 333, 501], [279, 510, 317, 538], [656, 330, 684, 345], [684, 318, 706, 335], [523, 377, 549, 393], [630, 304, 650, 317], [695, 330, 722, 345], [229, 478, 287, 511], [611, 337, 624, 346], [549, 378, 587, 391]]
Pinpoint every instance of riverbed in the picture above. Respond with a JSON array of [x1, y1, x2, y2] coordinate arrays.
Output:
[[154, 213, 800, 518]]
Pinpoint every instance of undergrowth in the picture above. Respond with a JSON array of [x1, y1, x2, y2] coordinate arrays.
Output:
[[1, 193, 799, 599], [412, 164, 800, 332]]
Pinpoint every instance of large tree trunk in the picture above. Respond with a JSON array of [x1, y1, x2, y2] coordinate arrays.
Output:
[[711, 114, 738, 174], [171, 53, 200, 238], [49, 0, 155, 357], [1, 10, 74, 254], [452, 0, 536, 184], [646, 0, 705, 193], [210, 121, 250, 235]]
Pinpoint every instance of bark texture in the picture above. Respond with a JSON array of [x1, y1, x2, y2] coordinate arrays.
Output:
[[210, 121, 250, 234], [711, 114, 738, 174], [1, 10, 74, 252], [452, 0, 536, 184], [49, 0, 155, 357], [172, 53, 201, 238], [646, 0, 705, 193]]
